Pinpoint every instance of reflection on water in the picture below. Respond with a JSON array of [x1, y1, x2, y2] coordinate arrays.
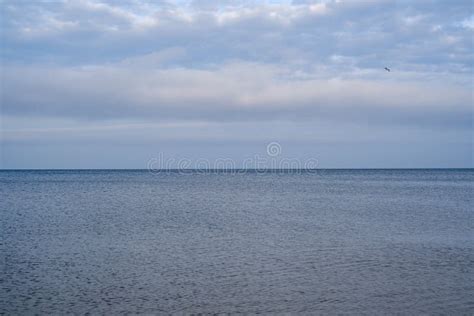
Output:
[[1, 169, 473, 314]]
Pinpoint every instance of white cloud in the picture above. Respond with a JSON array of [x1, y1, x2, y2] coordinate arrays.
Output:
[[460, 15, 474, 29]]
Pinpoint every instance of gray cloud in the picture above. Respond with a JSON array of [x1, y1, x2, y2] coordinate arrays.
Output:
[[2, 61, 471, 127], [1, 0, 472, 168], [2, 0, 472, 71]]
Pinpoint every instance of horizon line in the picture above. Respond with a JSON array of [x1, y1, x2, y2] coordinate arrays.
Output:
[[1, 168, 473, 171]]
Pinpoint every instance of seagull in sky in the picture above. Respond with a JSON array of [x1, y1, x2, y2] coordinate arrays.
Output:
[[384, 67, 391, 72]]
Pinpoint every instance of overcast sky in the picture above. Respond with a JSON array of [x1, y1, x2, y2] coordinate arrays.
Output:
[[1, 0, 473, 168]]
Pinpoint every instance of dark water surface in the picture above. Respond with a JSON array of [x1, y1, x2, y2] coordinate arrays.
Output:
[[1, 169, 473, 314]]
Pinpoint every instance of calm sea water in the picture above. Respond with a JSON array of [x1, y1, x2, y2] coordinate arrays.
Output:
[[1, 169, 473, 314]]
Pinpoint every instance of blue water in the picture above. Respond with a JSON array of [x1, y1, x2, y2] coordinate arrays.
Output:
[[1, 169, 473, 314]]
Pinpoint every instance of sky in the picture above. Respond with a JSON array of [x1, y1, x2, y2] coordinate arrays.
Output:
[[0, 0, 473, 169]]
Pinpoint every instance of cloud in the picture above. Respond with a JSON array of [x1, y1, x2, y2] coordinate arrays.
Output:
[[2, 60, 471, 128], [0, 0, 472, 168], [2, 0, 472, 72], [2, 1, 472, 124]]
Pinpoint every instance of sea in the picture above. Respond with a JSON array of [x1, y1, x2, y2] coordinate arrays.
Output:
[[1, 169, 473, 314]]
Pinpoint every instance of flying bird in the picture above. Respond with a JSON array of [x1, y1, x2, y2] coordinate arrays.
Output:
[[384, 67, 391, 72]]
